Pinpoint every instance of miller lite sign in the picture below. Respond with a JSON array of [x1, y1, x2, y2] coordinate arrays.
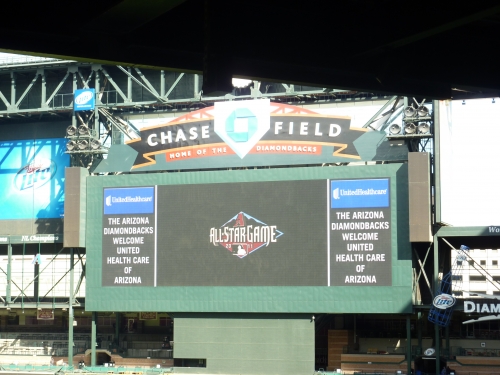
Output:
[[432, 293, 456, 310]]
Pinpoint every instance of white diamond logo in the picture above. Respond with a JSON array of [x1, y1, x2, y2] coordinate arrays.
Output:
[[214, 99, 270, 159]]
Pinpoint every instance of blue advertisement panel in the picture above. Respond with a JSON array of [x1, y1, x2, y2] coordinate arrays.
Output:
[[74, 88, 95, 111], [0, 138, 69, 220], [103, 187, 155, 215], [330, 179, 389, 209]]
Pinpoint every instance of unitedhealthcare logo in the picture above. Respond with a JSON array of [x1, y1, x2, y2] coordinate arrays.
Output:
[[104, 187, 155, 214], [331, 178, 390, 208]]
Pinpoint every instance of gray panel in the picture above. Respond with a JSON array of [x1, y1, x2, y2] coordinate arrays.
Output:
[[63, 167, 88, 248], [408, 153, 432, 242]]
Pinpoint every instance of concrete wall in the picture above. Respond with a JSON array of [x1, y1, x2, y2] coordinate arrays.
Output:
[[173, 313, 314, 375]]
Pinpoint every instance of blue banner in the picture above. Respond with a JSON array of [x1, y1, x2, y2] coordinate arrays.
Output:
[[103, 187, 155, 215], [331, 179, 389, 208], [74, 88, 95, 111]]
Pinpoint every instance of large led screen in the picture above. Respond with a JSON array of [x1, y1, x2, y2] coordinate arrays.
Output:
[[0, 138, 69, 220], [439, 99, 500, 226], [87, 164, 411, 313]]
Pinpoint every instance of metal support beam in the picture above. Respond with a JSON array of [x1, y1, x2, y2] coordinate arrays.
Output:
[[417, 311, 422, 354], [102, 67, 129, 102], [68, 248, 74, 366], [413, 245, 433, 297], [15, 74, 39, 108], [45, 71, 70, 107], [115, 312, 120, 347], [127, 67, 132, 102], [135, 67, 160, 97], [78, 70, 94, 89], [6, 241, 12, 304], [0, 90, 10, 108], [41, 70, 47, 108], [407, 315, 412, 375], [193, 73, 199, 98], [91, 311, 97, 366], [10, 71, 16, 111], [362, 96, 399, 129], [165, 73, 185, 99], [433, 235, 440, 375]]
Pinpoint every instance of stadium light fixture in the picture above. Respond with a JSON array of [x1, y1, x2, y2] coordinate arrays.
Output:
[[418, 122, 431, 134], [66, 140, 77, 151], [388, 124, 401, 135], [90, 139, 101, 150], [417, 106, 429, 117], [404, 106, 416, 117], [404, 122, 417, 134], [77, 140, 89, 150], [78, 125, 90, 135], [66, 125, 77, 136]]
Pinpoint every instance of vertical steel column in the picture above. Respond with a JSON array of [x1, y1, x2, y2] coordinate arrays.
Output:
[[68, 248, 74, 366], [127, 68, 132, 102], [6, 240, 12, 304], [95, 105, 100, 136], [41, 70, 47, 108], [445, 325, 450, 358], [95, 70, 101, 104], [91, 311, 97, 366], [115, 312, 120, 347], [434, 235, 440, 375], [417, 311, 422, 354], [10, 72, 16, 110], [161, 71, 165, 97], [194, 74, 199, 98], [407, 315, 412, 375], [73, 72, 77, 93]]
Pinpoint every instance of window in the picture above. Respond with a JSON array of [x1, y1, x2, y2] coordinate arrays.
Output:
[[470, 275, 486, 281], [493, 260, 498, 267], [457, 261, 463, 266], [469, 260, 474, 266], [452, 275, 463, 280], [480, 260, 486, 266]]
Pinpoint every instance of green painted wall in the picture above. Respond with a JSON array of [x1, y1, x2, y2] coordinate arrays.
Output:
[[86, 164, 412, 313], [173, 313, 314, 375]]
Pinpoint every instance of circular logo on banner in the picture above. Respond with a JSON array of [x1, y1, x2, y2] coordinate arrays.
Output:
[[424, 348, 435, 356], [432, 293, 456, 310], [75, 91, 93, 105]]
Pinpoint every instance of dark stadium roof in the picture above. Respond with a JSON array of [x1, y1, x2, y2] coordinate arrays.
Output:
[[1, 0, 500, 99]]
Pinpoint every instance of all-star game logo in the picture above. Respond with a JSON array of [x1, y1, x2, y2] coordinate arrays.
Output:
[[209, 212, 283, 258]]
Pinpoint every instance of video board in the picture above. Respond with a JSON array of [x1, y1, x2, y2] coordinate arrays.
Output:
[[87, 164, 411, 313], [0, 138, 69, 234]]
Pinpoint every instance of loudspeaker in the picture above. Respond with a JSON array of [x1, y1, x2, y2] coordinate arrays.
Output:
[[408, 152, 432, 242], [63, 167, 88, 248]]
